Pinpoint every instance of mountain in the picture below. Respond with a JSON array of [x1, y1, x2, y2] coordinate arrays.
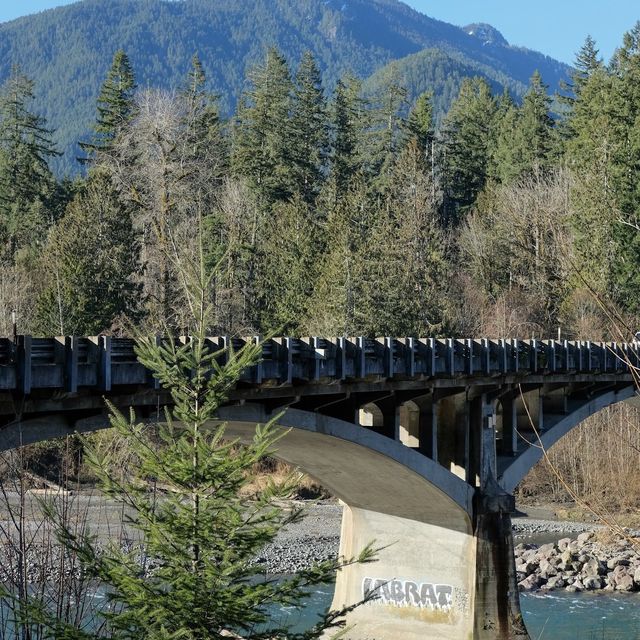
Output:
[[0, 0, 571, 175], [364, 48, 527, 125]]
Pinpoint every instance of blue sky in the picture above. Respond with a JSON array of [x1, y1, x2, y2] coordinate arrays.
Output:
[[405, 0, 638, 64], [1, 0, 638, 65]]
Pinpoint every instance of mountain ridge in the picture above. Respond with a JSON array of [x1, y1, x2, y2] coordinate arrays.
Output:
[[0, 0, 571, 174]]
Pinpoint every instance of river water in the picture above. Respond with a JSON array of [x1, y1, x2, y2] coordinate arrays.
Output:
[[276, 585, 640, 639], [3, 580, 639, 638]]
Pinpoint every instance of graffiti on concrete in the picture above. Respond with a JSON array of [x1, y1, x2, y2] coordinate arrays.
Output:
[[362, 577, 453, 610]]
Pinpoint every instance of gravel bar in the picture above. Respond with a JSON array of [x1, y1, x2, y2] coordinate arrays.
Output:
[[258, 503, 618, 574]]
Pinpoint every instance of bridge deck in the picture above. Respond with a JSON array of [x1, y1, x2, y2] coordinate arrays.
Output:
[[0, 336, 637, 399]]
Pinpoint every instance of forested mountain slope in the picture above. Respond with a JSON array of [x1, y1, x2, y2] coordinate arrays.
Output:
[[363, 47, 529, 124], [0, 0, 570, 174]]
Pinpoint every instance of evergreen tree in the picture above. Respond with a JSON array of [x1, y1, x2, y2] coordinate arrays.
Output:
[[328, 75, 367, 202], [0, 66, 59, 257], [289, 51, 328, 204], [231, 48, 294, 205], [257, 194, 320, 334], [491, 89, 522, 184], [573, 36, 603, 98], [564, 66, 619, 296], [304, 178, 374, 336], [79, 49, 136, 160], [181, 53, 227, 184], [517, 71, 555, 173], [439, 77, 497, 224], [366, 81, 407, 194], [492, 74, 556, 183], [606, 23, 640, 310], [404, 91, 434, 156], [357, 138, 447, 335]]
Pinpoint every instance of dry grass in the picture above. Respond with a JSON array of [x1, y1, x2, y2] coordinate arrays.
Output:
[[241, 456, 331, 500]]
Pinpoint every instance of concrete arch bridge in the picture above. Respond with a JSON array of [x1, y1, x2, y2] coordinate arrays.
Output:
[[0, 335, 638, 639]]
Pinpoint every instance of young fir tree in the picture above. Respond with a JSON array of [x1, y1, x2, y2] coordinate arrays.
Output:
[[79, 49, 136, 160], [23, 239, 374, 639], [0, 66, 60, 257]]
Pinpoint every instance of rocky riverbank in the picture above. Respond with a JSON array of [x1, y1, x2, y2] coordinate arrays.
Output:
[[515, 530, 640, 593]]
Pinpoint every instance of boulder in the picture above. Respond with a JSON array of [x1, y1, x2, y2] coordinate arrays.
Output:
[[611, 565, 635, 591], [518, 574, 542, 591], [577, 531, 595, 545], [557, 537, 572, 551], [538, 559, 558, 579], [560, 549, 574, 564], [583, 576, 603, 590], [516, 561, 537, 575], [545, 576, 566, 590], [615, 573, 635, 591], [581, 557, 606, 577], [613, 557, 631, 567]]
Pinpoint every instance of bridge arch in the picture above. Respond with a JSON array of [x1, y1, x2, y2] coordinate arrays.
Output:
[[0, 404, 478, 639], [499, 384, 637, 493], [0, 404, 473, 531]]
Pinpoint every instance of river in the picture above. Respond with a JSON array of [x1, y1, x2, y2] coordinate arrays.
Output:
[[3, 577, 639, 638], [274, 585, 640, 639]]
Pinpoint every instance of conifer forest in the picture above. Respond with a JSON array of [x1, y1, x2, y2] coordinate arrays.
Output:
[[2, 30, 640, 348], [3, 7, 640, 632]]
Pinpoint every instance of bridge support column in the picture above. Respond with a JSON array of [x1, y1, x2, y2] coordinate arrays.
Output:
[[330, 504, 476, 640], [329, 500, 529, 640], [473, 393, 529, 639], [498, 393, 518, 456], [473, 508, 528, 639], [417, 395, 438, 460]]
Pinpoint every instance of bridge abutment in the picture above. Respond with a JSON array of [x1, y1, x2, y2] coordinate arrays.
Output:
[[327, 390, 530, 640]]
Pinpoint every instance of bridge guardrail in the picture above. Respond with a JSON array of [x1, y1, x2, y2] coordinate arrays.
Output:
[[0, 336, 639, 394]]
